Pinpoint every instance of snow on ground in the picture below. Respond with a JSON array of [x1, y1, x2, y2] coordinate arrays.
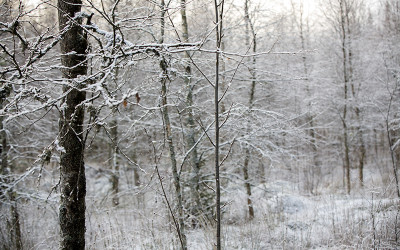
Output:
[[1, 165, 399, 249]]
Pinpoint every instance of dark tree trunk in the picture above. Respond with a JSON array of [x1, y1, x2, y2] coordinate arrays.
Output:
[[57, 0, 88, 249]]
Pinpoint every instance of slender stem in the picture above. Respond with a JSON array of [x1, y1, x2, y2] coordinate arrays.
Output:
[[214, 0, 224, 249]]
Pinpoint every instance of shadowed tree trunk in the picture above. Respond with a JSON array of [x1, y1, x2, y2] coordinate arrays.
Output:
[[58, 0, 88, 249]]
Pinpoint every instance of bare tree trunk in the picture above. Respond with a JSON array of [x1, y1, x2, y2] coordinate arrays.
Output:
[[213, 1, 224, 248], [339, 0, 351, 195], [109, 2, 120, 207], [243, 0, 256, 219], [160, 1, 187, 248], [180, 0, 202, 228], [109, 111, 119, 206], [58, 0, 88, 248]]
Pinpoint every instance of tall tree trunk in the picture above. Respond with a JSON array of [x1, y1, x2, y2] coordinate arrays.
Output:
[[160, 1, 187, 248], [243, 0, 256, 220], [340, 0, 351, 195], [213, 1, 223, 248], [180, 0, 202, 228], [58, 0, 88, 249], [109, 1, 120, 207]]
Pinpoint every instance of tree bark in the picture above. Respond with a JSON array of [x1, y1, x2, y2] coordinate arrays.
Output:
[[58, 0, 88, 249]]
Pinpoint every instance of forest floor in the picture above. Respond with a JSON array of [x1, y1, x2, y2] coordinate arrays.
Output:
[[1, 163, 399, 249]]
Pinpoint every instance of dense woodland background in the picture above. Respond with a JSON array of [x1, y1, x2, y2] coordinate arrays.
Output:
[[0, 0, 400, 249]]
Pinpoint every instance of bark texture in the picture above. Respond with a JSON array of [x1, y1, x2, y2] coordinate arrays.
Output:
[[58, 0, 87, 249]]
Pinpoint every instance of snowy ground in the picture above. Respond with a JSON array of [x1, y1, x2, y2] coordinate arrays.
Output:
[[1, 164, 399, 249]]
